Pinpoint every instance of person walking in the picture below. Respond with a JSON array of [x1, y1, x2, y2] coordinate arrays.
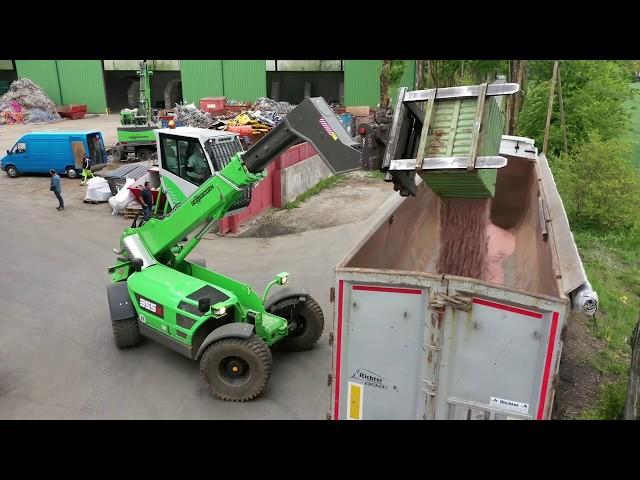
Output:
[[80, 154, 95, 185], [140, 181, 153, 220], [50, 169, 64, 211]]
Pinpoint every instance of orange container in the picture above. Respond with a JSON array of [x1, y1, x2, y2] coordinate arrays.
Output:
[[227, 125, 253, 137]]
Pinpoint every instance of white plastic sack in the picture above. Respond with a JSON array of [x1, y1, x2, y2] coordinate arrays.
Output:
[[108, 178, 136, 214], [84, 177, 112, 202]]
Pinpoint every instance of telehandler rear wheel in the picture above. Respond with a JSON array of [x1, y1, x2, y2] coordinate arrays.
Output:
[[269, 296, 324, 352], [200, 334, 272, 402], [111, 317, 141, 348]]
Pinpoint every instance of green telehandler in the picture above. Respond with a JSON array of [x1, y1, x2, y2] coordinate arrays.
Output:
[[106, 97, 362, 401]]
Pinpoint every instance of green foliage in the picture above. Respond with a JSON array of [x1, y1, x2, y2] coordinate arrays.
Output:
[[282, 174, 346, 209], [581, 380, 627, 419], [550, 134, 640, 231], [419, 60, 508, 88], [387, 60, 406, 90], [518, 61, 633, 157]]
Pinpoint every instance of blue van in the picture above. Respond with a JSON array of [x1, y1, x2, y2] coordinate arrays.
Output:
[[0, 131, 108, 178]]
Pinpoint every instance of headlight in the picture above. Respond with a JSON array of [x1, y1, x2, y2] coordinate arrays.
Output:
[[213, 306, 226, 316]]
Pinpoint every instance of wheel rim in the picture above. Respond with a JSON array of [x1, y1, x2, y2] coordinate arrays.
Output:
[[280, 303, 307, 337], [218, 355, 251, 386], [8, 167, 16, 176]]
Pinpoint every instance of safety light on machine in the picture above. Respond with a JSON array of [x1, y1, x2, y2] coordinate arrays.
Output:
[[213, 305, 227, 316]]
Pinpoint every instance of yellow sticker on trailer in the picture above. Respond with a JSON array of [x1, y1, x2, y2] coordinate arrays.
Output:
[[347, 382, 363, 420]]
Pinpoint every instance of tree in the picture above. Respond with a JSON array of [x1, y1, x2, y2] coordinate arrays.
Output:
[[518, 61, 633, 157], [379, 60, 406, 109], [550, 133, 640, 231], [506, 60, 528, 134]]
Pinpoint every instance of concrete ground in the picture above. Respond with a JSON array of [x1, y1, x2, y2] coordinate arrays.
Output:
[[241, 171, 392, 237], [0, 160, 398, 419]]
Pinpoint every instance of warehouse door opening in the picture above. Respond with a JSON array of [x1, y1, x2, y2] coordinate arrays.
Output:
[[266, 61, 344, 106], [103, 61, 183, 113], [267, 72, 344, 105], [0, 60, 18, 95]]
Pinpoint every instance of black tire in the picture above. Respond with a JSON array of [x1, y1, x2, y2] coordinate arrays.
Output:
[[112, 146, 124, 162], [5, 165, 18, 178], [111, 317, 141, 349], [137, 148, 154, 161], [199, 334, 272, 402], [269, 296, 324, 352], [66, 167, 78, 179]]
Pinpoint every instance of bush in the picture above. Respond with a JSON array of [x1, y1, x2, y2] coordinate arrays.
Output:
[[550, 134, 640, 231]]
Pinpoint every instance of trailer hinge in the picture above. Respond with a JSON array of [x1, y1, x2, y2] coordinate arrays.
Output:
[[329, 287, 335, 303], [326, 412, 332, 420], [328, 331, 334, 346], [430, 294, 472, 311], [327, 373, 333, 387]]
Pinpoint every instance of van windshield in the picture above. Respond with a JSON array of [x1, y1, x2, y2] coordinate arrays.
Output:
[[11, 142, 26, 154]]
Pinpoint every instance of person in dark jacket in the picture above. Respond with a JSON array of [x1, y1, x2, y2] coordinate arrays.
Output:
[[50, 169, 64, 211], [140, 181, 153, 220]]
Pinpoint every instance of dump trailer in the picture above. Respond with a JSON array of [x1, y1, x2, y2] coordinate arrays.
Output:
[[328, 134, 598, 420]]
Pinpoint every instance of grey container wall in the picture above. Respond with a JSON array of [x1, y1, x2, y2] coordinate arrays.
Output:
[[329, 138, 583, 420]]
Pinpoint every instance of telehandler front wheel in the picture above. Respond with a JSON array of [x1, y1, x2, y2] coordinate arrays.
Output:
[[269, 296, 324, 352], [111, 317, 141, 348], [199, 335, 272, 402]]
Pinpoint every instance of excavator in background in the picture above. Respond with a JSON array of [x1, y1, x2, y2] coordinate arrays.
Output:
[[111, 60, 160, 162]]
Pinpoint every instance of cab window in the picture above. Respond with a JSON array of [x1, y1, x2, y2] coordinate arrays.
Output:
[[11, 142, 26, 154], [160, 135, 210, 187]]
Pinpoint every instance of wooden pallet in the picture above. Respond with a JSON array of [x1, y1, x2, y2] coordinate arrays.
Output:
[[124, 207, 143, 219]]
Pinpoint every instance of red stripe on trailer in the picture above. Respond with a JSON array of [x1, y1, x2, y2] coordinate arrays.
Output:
[[352, 285, 423, 295], [334, 280, 344, 420], [472, 298, 543, 318], [537, 311, 559, 420]]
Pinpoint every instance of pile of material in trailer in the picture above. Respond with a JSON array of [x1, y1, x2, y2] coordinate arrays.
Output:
[[0, 78, 61, 125]]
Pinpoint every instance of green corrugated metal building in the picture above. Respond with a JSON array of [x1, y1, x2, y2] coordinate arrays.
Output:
[[8, 59, 416, 114], [15, 60, 107, 113], [180, 60, 267, 104]]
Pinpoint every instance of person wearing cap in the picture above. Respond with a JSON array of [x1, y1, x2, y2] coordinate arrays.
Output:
[[140, 181, 153, 220], [50, 169, 64, 211]]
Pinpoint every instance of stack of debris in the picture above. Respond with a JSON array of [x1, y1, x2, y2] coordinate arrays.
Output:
[[173, 103, 220, 129], [0, 78, 61, 125]]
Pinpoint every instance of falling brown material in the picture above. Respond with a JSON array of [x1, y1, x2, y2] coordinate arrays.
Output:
[[436, 198, 491, 279]]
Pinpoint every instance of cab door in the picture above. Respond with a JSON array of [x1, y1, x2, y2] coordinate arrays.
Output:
[[6, 140, 29, 173]]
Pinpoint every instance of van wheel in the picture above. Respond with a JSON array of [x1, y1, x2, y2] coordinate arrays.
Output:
[[6, 165, 18, 178], [66, 168, 79, 179]]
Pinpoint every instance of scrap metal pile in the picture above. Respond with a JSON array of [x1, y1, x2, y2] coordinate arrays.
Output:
[[172, 103, 219, 129], [0, 78, 61, 125], [171, 97, 297, 136]]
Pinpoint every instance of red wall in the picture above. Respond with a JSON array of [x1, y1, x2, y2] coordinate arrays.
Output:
[[219, 142, 318, 234]]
